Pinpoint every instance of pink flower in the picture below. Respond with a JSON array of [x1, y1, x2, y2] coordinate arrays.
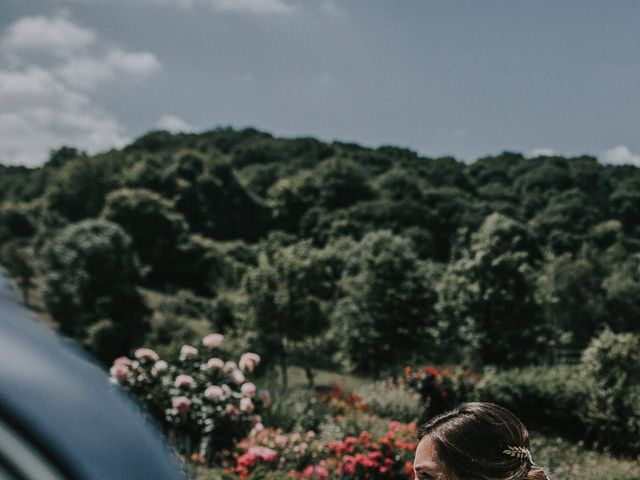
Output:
[[302, 465, 329, 480], [248, 446, 277, 462], [202, 333, 224, 348], [239, 352, 261, 372], [113, 356, 132, 367], [250, 423, 265, 436], [259, 389, 271, 408], [275, 434, 287, 448], [172, 396, 191, 413], [174, 374, 195, 388], [240, 397, 254, 413], [110, 363, 129, 381], [206, 358, 225, 370], [152, 360, 168, 375], [204, 385, 224, 401], [223, 361, 237, 373], [221, 384, 232, 397], [241, 382, 257, 398], [230, 369, 246, 385], [225, 403, 239, 416], [134, 348, 160, 362], [179, 345, 199, 359]]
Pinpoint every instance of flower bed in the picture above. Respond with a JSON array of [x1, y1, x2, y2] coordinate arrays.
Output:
[[228, 423, 416, 480]]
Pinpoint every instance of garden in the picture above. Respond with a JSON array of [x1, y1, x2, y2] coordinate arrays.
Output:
[[110, 332, 639, 480]]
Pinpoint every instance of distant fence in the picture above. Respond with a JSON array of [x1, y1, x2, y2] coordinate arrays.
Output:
[[551, 348, 582, 366]]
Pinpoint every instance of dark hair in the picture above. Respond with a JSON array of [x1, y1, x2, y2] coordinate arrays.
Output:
[[417, 402, 548, 480]]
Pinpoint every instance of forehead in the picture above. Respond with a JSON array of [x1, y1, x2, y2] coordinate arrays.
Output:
[[414, 435, 446, 473]]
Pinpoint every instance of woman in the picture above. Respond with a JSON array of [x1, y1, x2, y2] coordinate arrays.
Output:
[[414, 402, 549, 480]]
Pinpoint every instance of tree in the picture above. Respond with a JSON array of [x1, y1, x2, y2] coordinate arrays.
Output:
[[45, 155, 121, 222], [102, 188, 189, 286], [243, 239, 331, 389], [331, 230, 438, 375], [39, 219, 148, 362], [536, 253, 607, 349], [437, 213, 545, 367]]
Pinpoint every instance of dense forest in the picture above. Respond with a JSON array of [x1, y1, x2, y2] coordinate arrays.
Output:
[[1, 127, 639, 376]]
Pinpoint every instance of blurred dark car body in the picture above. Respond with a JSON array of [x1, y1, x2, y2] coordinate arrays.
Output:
[[0, 268, 185, 480]]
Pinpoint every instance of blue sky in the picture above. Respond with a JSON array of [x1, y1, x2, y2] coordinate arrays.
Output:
[[1, 0, 639, 166]]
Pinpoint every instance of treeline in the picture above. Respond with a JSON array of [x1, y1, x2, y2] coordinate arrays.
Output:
[[1, 128, 639, 376]]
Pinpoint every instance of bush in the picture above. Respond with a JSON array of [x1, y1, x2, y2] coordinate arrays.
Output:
[[227, 423, 416, 480], [355, 381, 422, 423], [580, 329, 640, 454], [472, 366, 586, 437], [109, 334, 270, 465]]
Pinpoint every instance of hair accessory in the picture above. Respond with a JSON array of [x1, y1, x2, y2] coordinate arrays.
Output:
[[503, 446, 534, 464]]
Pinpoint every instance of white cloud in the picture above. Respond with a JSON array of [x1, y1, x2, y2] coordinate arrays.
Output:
[[0, 67, 128, 166], [0, 13, 161, 165], [1, 13, 96, 59], [529, 147, 557, 157], [57, 48, 161, 89], [600, 145, 640, 166], [206, 0, 293, 14], [157, 114, 195, 133]]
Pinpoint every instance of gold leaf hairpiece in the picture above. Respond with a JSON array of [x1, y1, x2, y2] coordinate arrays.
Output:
[[503, 446, 534, 464]]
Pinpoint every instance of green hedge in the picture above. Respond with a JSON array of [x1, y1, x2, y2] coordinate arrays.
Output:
[[471, 365, 586, 437]]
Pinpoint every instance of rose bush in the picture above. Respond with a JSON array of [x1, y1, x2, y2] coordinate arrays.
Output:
[[109, 333, 269, 465], [228, 422, 416, 480]]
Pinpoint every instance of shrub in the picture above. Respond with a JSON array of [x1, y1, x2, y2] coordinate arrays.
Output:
[[580, 329, 640, 454], [110, 333, 270, 465], [227, 423, 416, 480], [471, 366, 586, 437], [355, 381, 422, 423]]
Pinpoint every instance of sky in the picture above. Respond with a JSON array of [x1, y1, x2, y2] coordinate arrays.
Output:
[[1, 0, 640, 167]]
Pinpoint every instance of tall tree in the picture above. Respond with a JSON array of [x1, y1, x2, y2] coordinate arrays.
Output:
[[437, 213, 546, 366], [39, 219, 148, 362], [332, 230, 438, 375]]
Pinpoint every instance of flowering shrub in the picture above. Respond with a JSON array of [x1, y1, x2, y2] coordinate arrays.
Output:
[[400, 365, 456, 416], [109, 334, 269, 465], [228, 422, 416, 480], [320, 383, 372, 415]]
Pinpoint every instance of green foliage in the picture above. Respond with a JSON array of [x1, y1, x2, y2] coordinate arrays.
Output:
[[472, 366, 586, 436], [39, 219, 148, 362], [243, 239, 334, 386], [45, 154, 122, 222], [537, 253, 607, 349], [580, 329, 640, 454], [0, 202, 36, 242], [102, 188, 189, 286], [332, 231, 438, 374], [355, 382, 422, 423], [437, 213, 546, 366]]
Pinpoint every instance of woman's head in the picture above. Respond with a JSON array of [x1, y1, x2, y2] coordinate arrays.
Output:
[[414, 402, 548, 480]]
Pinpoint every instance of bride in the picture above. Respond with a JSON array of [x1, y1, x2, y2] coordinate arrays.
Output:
[[414, 402, 549, 480]]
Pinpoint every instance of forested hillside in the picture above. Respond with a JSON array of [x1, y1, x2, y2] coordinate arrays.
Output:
[[1, 127, 639, 374]]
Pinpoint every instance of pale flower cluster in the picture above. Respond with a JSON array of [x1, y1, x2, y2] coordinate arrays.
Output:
[[108, 333, 269, 461]]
